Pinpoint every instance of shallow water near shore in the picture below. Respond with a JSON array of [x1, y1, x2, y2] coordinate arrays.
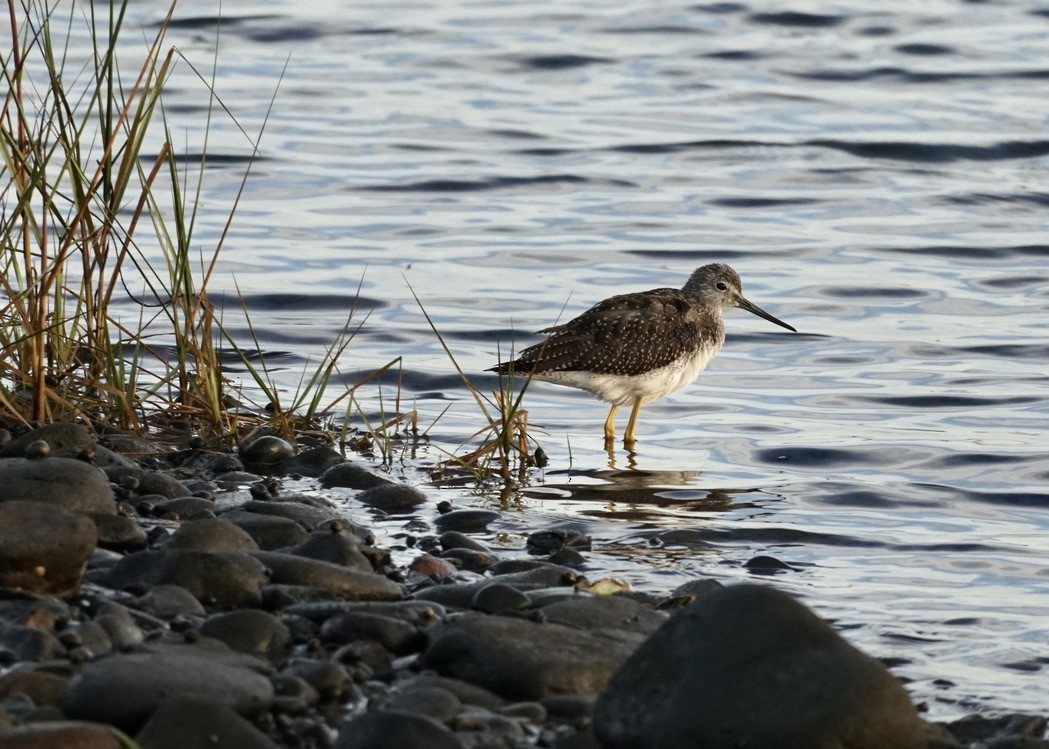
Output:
[[93, 0, 1049, 720]]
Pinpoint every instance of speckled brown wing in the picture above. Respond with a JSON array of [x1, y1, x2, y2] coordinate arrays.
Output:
[[491, 288, 706, 377]]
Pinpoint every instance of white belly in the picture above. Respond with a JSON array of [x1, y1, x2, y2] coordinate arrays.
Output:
[[534, 344, 720, 406]]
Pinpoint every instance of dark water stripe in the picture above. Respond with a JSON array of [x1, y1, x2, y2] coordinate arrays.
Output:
[[942, 192, 1049, 207], [806, 139, 1049, 163], [754, 447, 896, 468], [708, 197, 817, 208], [819, 287, 927, 299], [357, 174, 634, 192], [877, 245, 1049, 260], [511, 54, 611, 70], [747, 11, 846, 27], [915, 483, 1049, 507], [220, 293, 386, 311], [855, 395, 1041, 409], [156, 14, 280, 29], [653, 526, 879, 547], [894, 43, 954, 56], [140, 152, 268, 165], [704, 50, 767, 61]]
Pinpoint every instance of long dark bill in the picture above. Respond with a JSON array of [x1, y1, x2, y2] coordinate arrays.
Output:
[[737, 296, 797, 332]]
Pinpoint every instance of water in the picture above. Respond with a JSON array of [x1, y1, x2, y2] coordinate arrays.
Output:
[[111, 0, 1049, 719]]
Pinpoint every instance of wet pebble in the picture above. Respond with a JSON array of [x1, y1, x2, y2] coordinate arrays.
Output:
[[439, 548, 497, 574], [166, 518, 260, 552], [319, 462, 396, 490], [471, 582, 531, 614], [0, 720, 124, 749], [537, 594, 668, 635], [102, 467, 190, 499], [240, 435, 295, 468], [88, 512, 148, 552], [410, 553, 458, 580], [282, 527, 372, 571], [134, 585, 206, 619], [151, 496, 216, 517], [221, 510, 310, 549], [0, 501, 97, 596], [439, 530, 491, 553], [335, 710, 462, 749], [284, 445, 345, 477], [433, 509, 501, 533], [134, 696, 279, 749], [355, 483, 427, 512], [0, 669, 70, 707], [527, 528, 592, 554], [106, 549, 267, 610], [240, 498, 341, 530], [93, 602, 146, 651], [0, 422, 96, 458], [382, 684, 461, 721], [200, 610, 292, 662], [0, 626, 65, 662], [421, 612, 638, 700], [249, 551, 404, 601], [60, 643, 275, 731], [593, 583, 926, 749], [320, 611, 423, 655], [0, 457, 115, 514]]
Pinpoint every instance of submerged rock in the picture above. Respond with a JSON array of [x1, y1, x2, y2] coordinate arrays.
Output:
[[593, 583, 926, 749]]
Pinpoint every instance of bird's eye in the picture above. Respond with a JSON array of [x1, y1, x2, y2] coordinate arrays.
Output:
[[715, 282, 728, 291]]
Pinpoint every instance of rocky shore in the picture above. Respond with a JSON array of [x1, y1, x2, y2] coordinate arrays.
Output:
[[0, 422, 1044, 749]]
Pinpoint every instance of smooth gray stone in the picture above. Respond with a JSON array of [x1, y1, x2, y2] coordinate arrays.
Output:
[[166, 518, 260, 552], [221, 509, 309, 549], [420, 613, 638, 700], [320, 611, 423, 655], [249, 551, 403, 601], [135, 697, 278, 749], [335, 710, 462, 749], [106, 549, 267, 610], [355, 483, 427, 511], [282, 527, 372, 571], [134, 585, 206, 619], [0, 422, 95, 458], [240, 435, 295, 467], [61, 645, 274, 731], [593, 583, 926, 749], [0, 500, 97, 595], [103, 467, 190, 499], [319, 462, 396, 490], [0, 457, 115, 514], [537, 594, 668, 635], [285, 445, 345, 477], [240, 499, 340, 529], [89, 512, 148, 552], [200, 610, 292, 662]]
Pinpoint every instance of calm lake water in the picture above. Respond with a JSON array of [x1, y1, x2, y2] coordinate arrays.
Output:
[[106, 0, 1049, 719]]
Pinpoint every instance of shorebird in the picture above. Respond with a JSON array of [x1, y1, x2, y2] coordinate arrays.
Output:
[[488, 264, 796, 447]]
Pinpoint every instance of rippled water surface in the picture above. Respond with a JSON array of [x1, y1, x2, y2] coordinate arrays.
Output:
[[112, 0, 1049, 718]]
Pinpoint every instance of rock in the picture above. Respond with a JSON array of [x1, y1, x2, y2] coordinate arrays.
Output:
[[249, 551, 403, 601], [102, 467, 189, 499], [134, 697, 278, 749], [240, 436, 295, 468], [0, 721, 124, 749], [0, 501, 97, 595], [93, 602, 145, 650], [593, 583, 925, 749], [89, 445, 139, 470], [98, 433, 159, 457], [335, 710, 462, 749], [320, 611, 424, 655], [88, 512, 148, 552], [0, 423, 95, 458], [538, 595, 668, 635], [280, 659, 353, 701], [0, 457, 115, 514], [285, 445, 345, 477], [527, 528, 592, 553], [439, 548, 496, 574], [240, 499, 340, 529], [320, 462, 396, 490], [439, 531, 491, 553], [106, 549, 267, 610], [260, 585, 338, 610], [221, 510, 309, 549], [166, 518, 260, 552], [383, 684, 461, 721], [471, 583, 530, 614], [151, 497, 215, 517], [282, 527, 372, 571], [411, 553, 458, 580], [0, 625, 65, 661], [134, 585, 206, 619], [434, 509, 501, 533], [420, 613, 638, 700], [0, 669, 70, 706], [199, 610, 292, 662], [178, 449, 244, 475], [60, 644, 275, 731], [354, 483, 427, 512], [412, 564, 583, 610]]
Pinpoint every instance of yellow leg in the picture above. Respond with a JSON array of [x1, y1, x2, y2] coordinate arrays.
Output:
[[603, 404, 618, 443], [623, 397, 643, 447]]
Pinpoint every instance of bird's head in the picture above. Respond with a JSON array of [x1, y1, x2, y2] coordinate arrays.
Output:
[[683, 263, 796, 332]]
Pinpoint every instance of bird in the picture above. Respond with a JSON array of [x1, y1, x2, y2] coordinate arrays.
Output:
[[487, 263, 796, 447]]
